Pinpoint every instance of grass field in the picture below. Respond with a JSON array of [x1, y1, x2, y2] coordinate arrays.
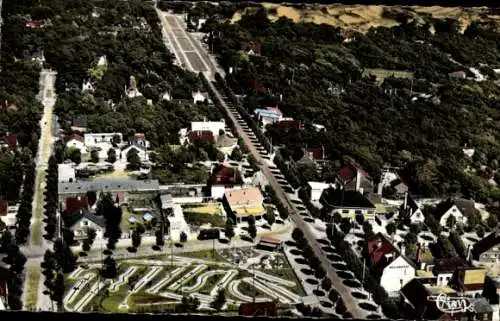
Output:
[[183, 203, 222, 215], [31, 170, 46, 245], [183, 203, 225, 227], [362, 68, 414, 84], [25, 266, 41, 311]]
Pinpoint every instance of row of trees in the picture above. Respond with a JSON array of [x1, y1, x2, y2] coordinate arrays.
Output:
[[327, 225, 400, 318], [14, 161, 36, 244], [41, 239, 77, 311], [95, 193, 122, 250], [291, 228, 335, 312], [44, 156, 59, 241], [0, 231, 27, 310]]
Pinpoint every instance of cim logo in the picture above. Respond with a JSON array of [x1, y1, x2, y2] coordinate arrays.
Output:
[[428, 293, 475, 314]]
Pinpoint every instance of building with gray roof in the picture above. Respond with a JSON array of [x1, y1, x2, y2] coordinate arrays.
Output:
[[58, 179, 161, 205]]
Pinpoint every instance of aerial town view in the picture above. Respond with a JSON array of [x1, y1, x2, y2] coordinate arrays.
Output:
[[1, 0, 500, 319]]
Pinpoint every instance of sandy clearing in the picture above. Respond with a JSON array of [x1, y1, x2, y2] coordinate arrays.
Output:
[[230, 4, 500, 34]]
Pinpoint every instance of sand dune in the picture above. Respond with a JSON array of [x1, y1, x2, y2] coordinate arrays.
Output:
[[231, 4, 500, 34]]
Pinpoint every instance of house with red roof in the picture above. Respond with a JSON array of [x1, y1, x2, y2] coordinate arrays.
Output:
[[187, 130, 215, 143], [366, 233, 416, 297], [240, 42, 262, 56], [64, 196, 89, 215], [0, 101, 18, 111], [65, 133, 85, 151], [250, 79, 265, 92], [1, 134, 18, 149], [209, 164, 244, 199], [278, 118, 303, 130], [336, 163, 374, 195]]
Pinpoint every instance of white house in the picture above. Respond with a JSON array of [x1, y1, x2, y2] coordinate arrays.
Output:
[[84, 133, 122, 146], [463, 147, 475, 158], [320, 187, 376, 220], [307, 181, 331, 202], [82, 80, 95, 92], [97, 55, 107, 67], [209, 164, 245, 199], [191, 119, 225, 138], [380, 255, 416, 297], [161, 91, 171, 101], [434, 198, 473, 227], [68, 211, 105, 240], [58, 164, 76, 183], [168, 204, 191, 242], [192, 91, 207, 104], [400, 192, 425, 224], [0, 205, 19, 227], [65, 134, 85, 151]]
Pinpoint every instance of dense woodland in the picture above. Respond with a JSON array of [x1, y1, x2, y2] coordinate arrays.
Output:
[[5, 0, 238, 183], [191, 3, 500, 203]]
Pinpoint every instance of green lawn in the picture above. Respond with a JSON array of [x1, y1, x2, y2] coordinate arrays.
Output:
[[183, 211, 225, 227], [175, 249, 225, 262], [198, 274, 224, 295], [31, 220, 42, 246], [263, 268, 306, 296], [25, 266, 41, 311], [237, 280, 266, 298], [31, 170, 46, 245]]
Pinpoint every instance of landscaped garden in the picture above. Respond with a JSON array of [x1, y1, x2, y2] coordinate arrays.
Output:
[[63, 248, 305, 313]]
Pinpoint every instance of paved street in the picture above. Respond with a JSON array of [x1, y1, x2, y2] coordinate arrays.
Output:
[[156, 10, 222, 79], [21, 69, 57, 311], [155, 11, 372, 318]]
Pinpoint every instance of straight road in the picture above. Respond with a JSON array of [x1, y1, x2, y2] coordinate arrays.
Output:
[[22, 69, 57, 311], [156, 11, 222, 79], [160, 14, 372, 318]]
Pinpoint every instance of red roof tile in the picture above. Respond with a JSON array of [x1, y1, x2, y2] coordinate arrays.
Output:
[[65, 196, 89, 215], [305, 148, 324, 160], [0, 201, 7, 216], [367, 238, 396, 265], [210, 165, 243, 185], [251, 80, 265, 92], [338, 164, 370, 182], [239, 302, 277, 316], [4, 134, 17, 148], [241, 42, 261, 55], [188, 130, 214, 143], [279, 119, 303, 130], [65, 133, 84, 143]]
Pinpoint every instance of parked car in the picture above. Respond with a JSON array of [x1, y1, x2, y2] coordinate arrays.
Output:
[[197, 228, 220, 240]]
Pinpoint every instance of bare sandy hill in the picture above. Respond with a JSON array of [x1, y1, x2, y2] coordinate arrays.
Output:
[[231, 4, 500, 34]]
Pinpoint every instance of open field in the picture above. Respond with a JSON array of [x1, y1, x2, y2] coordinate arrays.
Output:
[[183, 203, 222, 215], [362, 68, 414, 84], [231, 4, 500, 34], [183, 203, 225, 227], [24, 266, 41, 311], [63, 249, 306, 313]]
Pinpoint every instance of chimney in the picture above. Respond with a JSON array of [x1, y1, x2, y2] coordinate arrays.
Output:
[[401, 245, 406, 256], [355, 167, 362, 191], [377, 182, 383, 195], [403, 192, 408, 209]]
